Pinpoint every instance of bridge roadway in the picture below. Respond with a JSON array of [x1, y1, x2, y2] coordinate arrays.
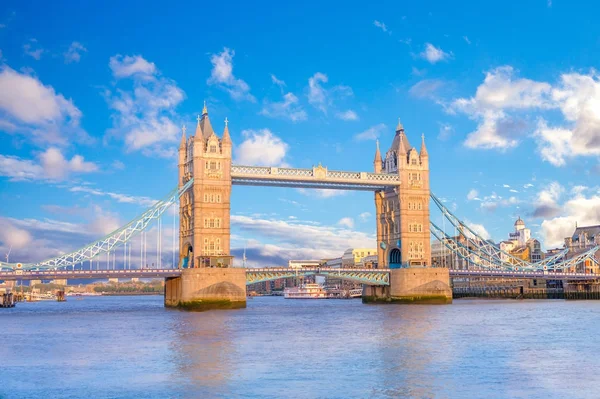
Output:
[[1, 268, 599, 281]]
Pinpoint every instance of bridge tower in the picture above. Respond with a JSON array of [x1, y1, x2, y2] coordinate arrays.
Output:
[[366, 119, 451, 304], [178, 103, 233, 268], [376, 120, 431, 268], [166, 103, 246, 311]]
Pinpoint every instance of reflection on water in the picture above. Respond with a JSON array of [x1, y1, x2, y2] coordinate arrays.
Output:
[[1, 296, 599, 399]]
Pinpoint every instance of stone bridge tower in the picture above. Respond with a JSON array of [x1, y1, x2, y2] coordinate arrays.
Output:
[[375, 120, 431, 268], [178, 103, 233, 268], [367, 119, 451, 304]]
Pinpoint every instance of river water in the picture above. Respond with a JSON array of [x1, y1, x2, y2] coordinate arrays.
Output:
[[1, 296, 599, 399]]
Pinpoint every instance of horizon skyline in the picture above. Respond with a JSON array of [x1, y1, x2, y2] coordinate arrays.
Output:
[[1, 0, 599, 267]]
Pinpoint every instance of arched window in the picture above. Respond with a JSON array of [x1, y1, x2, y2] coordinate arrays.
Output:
[[216, 194, 221, 203], [204, 194, 208, 202], [210, 145, 217, 153]]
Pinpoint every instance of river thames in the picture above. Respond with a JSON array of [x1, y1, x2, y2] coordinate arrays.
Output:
[[1, 296, 599, 399]]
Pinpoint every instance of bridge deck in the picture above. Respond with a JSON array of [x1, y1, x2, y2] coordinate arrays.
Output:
[[1, 268, 598, 281]]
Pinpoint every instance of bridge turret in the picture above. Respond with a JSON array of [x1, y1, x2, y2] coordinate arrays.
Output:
[[373, 139, 382, 173], [221, 117, 232, 157], [178, 125, 187, 186], [420, 133, 429, 168]]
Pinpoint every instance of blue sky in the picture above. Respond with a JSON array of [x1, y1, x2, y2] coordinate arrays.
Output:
[[1, 0, 599, 267]]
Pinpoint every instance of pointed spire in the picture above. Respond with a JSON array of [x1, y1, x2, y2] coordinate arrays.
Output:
[[420, 133, 428, 157], [195, 114, 202, 136], [222, 117, 231, 144], [374, 139, 382, 162], [396, 118, 404, 132], [202, 100, 208, 116], [398, 131, 407, 155], [374, 139, 382, 173], [179, 125, 187, 148]]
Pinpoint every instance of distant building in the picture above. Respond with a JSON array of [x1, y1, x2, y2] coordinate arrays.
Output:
[[501, 217, 543, 264], [564, 224, 600, 273], [341, 248, 377, 268], [288, 260, 321, 269], [108, 278, 119, 284], [52, 279, 67, 286]]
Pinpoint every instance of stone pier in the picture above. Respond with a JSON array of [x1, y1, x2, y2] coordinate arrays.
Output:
[[363, 268, 452, 304], [165, 268, 247, 311]]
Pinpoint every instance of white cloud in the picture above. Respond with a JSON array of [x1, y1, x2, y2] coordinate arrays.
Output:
[[467, 189, 480, 201], [105, 55, 185, 158], [449, 66, 600, 165], [373, 20, 390, 34], [338, 217, 354, 228], [465, 220, 491, 240], [109, 54, 156, 78], [64, 42, 87, 64], [307, 72, 353, 114], [409, 79, 445, 99], [336, 110, 358, 121], [308, 72, 328, 113], [354, 123, 387, 141], [503, 184, 510, 188], [231, 214, 375, 264], [532, 181, 563, 218], [0, 147, 97, 182], [271, 74, 286, 89], [0, 66, 90, 146], [23, 39, 44, 60], [69, 185, 157, 207], [541, 190, 600, 247], [438, 123, 453, 140], [207, 48, 255, 102], [297, 188, 346, 198], [235, 129, 289, 166], [260, 92, 307, 122], [359, 212, 371, 222], [463, 36, 471, 45], [0, 220, 32, 249], [420, 43, 451, 64]]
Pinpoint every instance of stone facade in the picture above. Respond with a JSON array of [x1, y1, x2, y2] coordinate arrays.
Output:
[[374, 121, 431, 268], [178, 104, 233, 268]]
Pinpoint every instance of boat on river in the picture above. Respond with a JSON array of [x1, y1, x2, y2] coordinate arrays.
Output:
[[284, 283, 328, 299]]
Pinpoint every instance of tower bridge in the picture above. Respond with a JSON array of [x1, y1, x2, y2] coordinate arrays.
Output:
[[1, 105, 599, 309]]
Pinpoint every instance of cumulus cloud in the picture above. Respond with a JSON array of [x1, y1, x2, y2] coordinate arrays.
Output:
[[260, 92, 307, 122], [235, 129, 289, 166], [109, 54, 156, 78], [64, 42, 87, 64], [0, 66, 90, 146], [354, 123, 387, 141], [450, 66, 600, 165], [231, 214, 375, 265], [541, 190, 600, 247], [420, 43, 451, 64], [465, 220, 491, 240], [0, 147, 97, 182], [104, 54, 185, 158], [532, 182, 563, 218], [207, 47, 255, 102]]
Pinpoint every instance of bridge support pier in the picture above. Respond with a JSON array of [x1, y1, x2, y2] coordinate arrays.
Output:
[[164, 268, 247, 311], [362, 268, 452, 304]]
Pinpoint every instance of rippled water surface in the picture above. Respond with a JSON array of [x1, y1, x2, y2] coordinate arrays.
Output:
[[1, 296, 600, 398]]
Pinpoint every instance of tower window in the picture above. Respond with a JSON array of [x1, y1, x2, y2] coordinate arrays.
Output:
[[411, 158, 417, 165], [210, 145, 217, 153]]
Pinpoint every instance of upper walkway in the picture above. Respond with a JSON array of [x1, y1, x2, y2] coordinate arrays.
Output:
[[231, 164, 400, 191]]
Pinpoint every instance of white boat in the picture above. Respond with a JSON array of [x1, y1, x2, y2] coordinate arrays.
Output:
[[284, 283, 328, 299]]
